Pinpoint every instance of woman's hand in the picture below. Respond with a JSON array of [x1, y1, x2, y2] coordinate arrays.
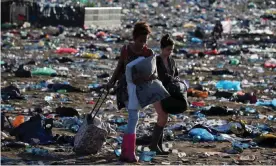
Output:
[[133, 73, 158, 85], [147, 73, 158, 81], [164, 73, 174, 80]]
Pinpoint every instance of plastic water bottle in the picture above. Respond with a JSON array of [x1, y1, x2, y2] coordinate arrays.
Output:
[[1, 105, 14, 111], [53, 121, 63, 128], [57, 89, 67, 93], [245, 107, 256, 113], [25, 148, 49, 156], [71, 125, 80, 132], [256, 114, 267, 119], [139, 151, 156, 162], [217, 62, 225, 68], [114, 149, 121, 157], [194, 111, 205, 118], [44, 96, 53, 102], [114, 136, 123, 144], [267, 115, 275, 121], [167, 130, 174, 140], [168, 123, 183, 130], [229, 58, 239, 65], [117, 124, 127, 132], [191, 37, 202, 43], [115, 117, 125, 123]]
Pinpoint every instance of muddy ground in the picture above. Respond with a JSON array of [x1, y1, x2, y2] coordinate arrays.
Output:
[[1, 35, 276, 165]]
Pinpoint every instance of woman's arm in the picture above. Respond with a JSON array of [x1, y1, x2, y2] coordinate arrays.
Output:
[[160, 58, 180, 85], [156, 56, 172, 85], [107, 47, 125, 86], [174, 66, 179, 77], [171, 58, 180, 80]]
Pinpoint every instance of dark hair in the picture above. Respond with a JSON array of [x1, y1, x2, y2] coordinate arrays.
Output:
[[133, 21, 151, 39], [160, 34, 174, 49]]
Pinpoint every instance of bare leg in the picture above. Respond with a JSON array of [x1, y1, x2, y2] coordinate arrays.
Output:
[[153, 101, 168, 127]]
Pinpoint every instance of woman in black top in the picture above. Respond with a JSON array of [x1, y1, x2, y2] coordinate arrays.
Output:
[[156, 35, 179, 87], [149, 34, 179, 155]]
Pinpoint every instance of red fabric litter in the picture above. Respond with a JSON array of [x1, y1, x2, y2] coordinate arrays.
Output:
[[204, 49, 219, 55], [96, 31, 107, 38], [192, 101, 205, 107], [189, 50, 200, 54], [264, 61, 276, 68], [55, 48, 78, 54], [88, 100, 95, 104]]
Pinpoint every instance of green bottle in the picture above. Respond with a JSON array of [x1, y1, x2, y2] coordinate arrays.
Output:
[[57, 89, 67, 93], [230, 58, 239, 65]]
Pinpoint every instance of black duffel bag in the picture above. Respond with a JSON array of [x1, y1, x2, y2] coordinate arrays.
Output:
[[161, 78, 189, 114]]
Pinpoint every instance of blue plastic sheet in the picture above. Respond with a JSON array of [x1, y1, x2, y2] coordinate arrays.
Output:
[[188, 128, 215, 141], [216, 80, 241, 91]]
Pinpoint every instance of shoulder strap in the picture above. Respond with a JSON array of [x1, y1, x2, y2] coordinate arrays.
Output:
[[149, 48, 154, 56], [144, 47, 154, 57]]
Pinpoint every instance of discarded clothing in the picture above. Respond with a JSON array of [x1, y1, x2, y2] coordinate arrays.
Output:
[[1, 85, 24, 100], [232, 93, 257, 104], [212, 69, 235, 75], [14, 65, 31, 78], [201, 106, 237, 116], [10, 114, 53, 144], [55, 107, 80, 117], [214, 91, 234, 99], [47, 83, 83, 92]]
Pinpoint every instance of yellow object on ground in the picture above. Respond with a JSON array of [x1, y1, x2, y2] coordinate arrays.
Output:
[[82, 53, 100, 59], [183, 23, 196, 28]]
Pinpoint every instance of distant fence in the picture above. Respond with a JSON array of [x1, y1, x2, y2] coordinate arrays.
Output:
[[1, 1, 122, 28]]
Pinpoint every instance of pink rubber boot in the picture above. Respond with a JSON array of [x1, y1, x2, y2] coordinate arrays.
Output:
[[119, 134, 138, 163]]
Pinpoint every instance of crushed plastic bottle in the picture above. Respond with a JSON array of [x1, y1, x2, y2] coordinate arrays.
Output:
[[114, 149, 121, 157], [1, 105, 14, 111], [139, 151, 156, 162], [71, 125, 80, 132], [229, 58, 240, 65], [31, 67, 57, 76], [25, 148, 49, 156]]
